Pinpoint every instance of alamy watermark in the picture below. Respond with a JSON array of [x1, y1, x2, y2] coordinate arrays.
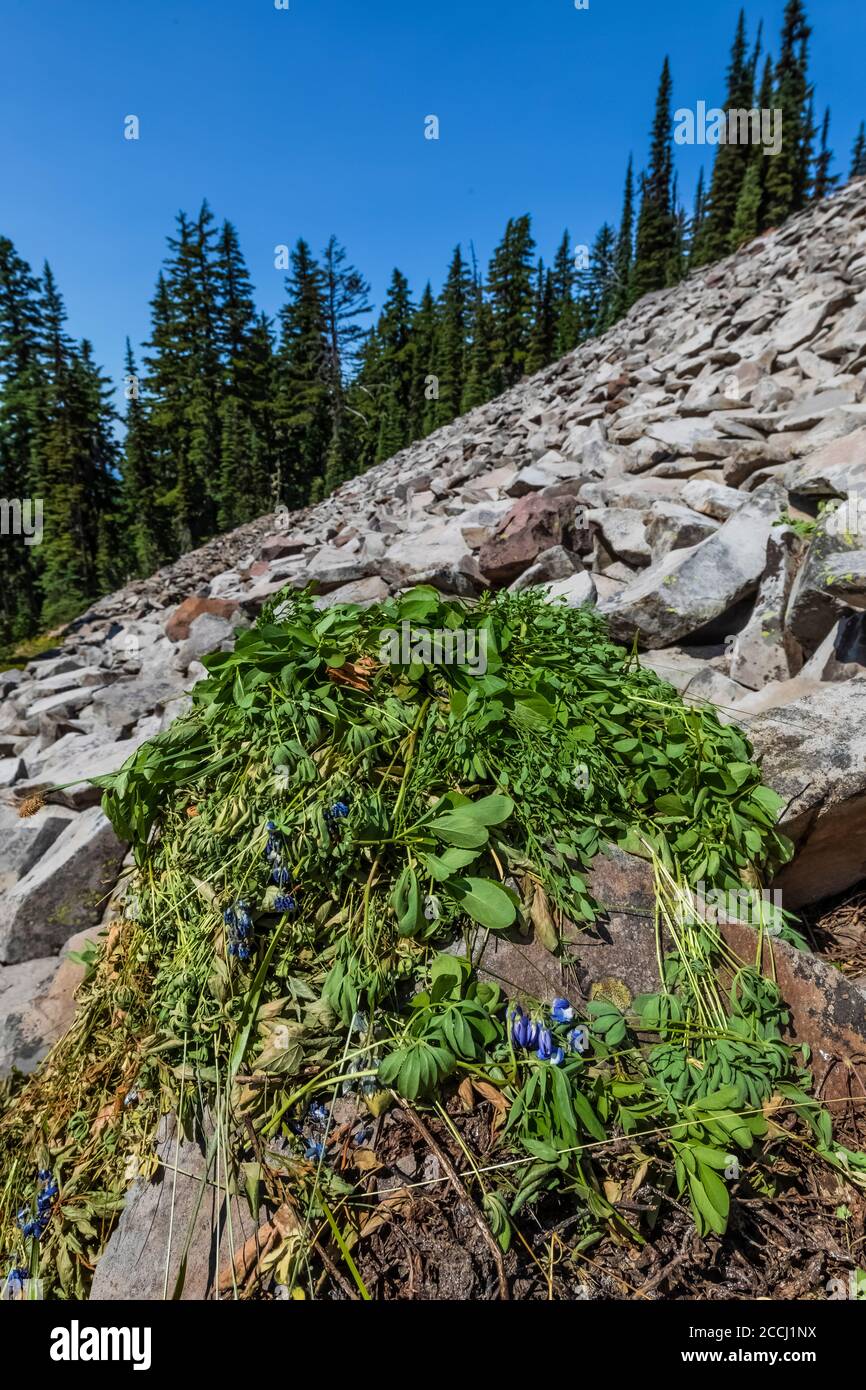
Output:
[[693, 881, 784, 935], [675, 102, 783, 157], [0, 497, 43, 546], [379, 620, 487, 676]]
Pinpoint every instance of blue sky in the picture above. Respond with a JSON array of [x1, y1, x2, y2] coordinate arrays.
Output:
[[1, 0, 863, 403]]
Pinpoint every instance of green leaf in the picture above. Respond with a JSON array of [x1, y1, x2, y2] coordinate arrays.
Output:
[[427, 811, 490, 849], [420, 846, 482, 881], [447, 876, 517, 931]]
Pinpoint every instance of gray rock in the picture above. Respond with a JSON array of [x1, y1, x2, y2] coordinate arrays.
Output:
[[0, 807, 126, 964], [729, 525, 806, 689], [681, 479, 746, 521], [586, 507, 651, 568], [541, 570, 597, 608], [784, 504, 866, 655], [601, 489, 784, 648], [750, 681, 866, 906], [90, 1114, 263, 1301], [645, 501, 719, 560], [508, 545, 580, 592], [0, 756, 25, 788], [174, 612, 236, 673]]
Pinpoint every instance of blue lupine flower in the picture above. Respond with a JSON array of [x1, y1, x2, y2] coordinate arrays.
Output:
[[237, 944, 250, 961], [536, 1027, 554, 1061], [271, 865, 292, 887], [266, 821, 277, 832], [567, 1026, 588, 1054], [4, 1267, 27, 1295], [551, 997, 574, 1024], [550, 1047, 565, 1066], [228, 942, 238, 957], [223, 907, 237, 928], [325, 800, 350, 822], [304, 1140, 325, 1162], [509, 1006, 539, 1050], [273, 894, 297, 914], [37, 1169, 51, 1181], [309, 1101, 329, 1125]]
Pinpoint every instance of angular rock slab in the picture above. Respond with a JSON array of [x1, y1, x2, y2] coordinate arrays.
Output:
[[749, 681, 866, 906], [0, 806, 126, 964], [90, 1114, 263, 1301], [601, 487, 784, 648]]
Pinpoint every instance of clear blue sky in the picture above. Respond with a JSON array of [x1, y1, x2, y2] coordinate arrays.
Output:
[[1, 0, 863, 405]]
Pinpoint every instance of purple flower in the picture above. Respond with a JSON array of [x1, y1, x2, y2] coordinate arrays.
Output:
[[535, 1027, 554, 1061], [274, 894, 297, 914], [551, 997, 574, 1024]]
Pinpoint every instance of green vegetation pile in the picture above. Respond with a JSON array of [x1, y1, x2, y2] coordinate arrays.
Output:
[[2, 586, 865, 1299]]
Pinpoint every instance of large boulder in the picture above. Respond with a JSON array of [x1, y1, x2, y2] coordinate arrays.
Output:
[[600, 487, 784, 648], [478, 491, 587, 585], [750, 681, 866, 906], [90, 1114, 264, 1301], [0, 807, 126, 964], [729, 524, 806, 689], [784, 501, 866, 655]]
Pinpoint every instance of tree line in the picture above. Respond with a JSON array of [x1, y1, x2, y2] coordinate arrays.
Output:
[[1, 0, 863, 645]]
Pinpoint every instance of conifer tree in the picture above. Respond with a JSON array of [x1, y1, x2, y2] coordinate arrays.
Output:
[[275, 239, 332, 504], [630, 59, 677, 304], [730, 156, 764, 249], [432, 245, 472, 427], [763, 0, 813, 226], [526, 260, 556, 374], [582, 224, 616, 335], [691, 11, 754, 266], [363, 269, 416, 463], [486, 215, 536, 388], [689, 167, 706, 263], [851, 122, 866, 178], [812, 106, 837, 200], [119, 339, 166, 575], [551, 232, 582, 354], [608, 158, 635, 325], [409, 282, 439, 438], [0, 237, 43, 641], [35, 270, 119, 625], [461, 273, 497, 412]]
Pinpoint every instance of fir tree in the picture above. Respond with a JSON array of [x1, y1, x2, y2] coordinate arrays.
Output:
[[812, 106, 837, 200], [461, 272, 497, 412], [763, 0, 813, 226], [582, 224, 616, 336], [551, 231, 582, 354], [691, 11, 755, 266], [689, 166, 707, 262], [486, 215, 536, 389], [608, 158, 635, 326], [526, 260, 556, 373], [630, 59, 677, 304], [850, 122, 866, 179], [119, 339, 165, 575], [730, 157, 764, 249], [0, 237, 43, 641], [368, 269, 416, 462], [409, 282, 439, 438], [432, 245, 472, 427], [275, 239, 332, 504]]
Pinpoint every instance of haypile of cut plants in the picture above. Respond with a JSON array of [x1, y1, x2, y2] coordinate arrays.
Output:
[[2, 584, 866, 1300]]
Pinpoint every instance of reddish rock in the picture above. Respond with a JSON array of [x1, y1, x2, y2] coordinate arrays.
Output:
[[478, 491, 587, 585], [164, 597, 241, 643], [260, 534, 308, 563]]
